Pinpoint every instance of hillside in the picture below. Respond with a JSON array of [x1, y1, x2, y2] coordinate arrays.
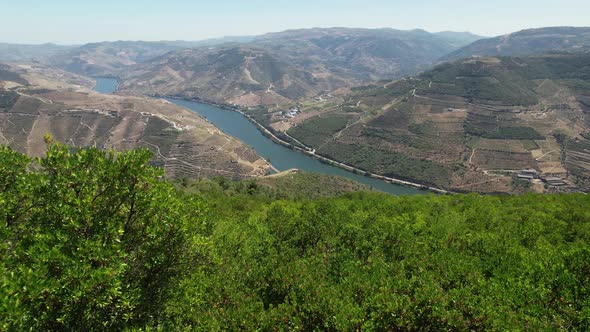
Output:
[[118, 28, 483, 106], [175, 169, 374, 199], [44, 41, 198, 77], [2, 145, 589, 330], [444, 26, 590, 61], [260, 53, 590, 193], [42, 38, 253, 77], [0, 42, 76, 62], [0, 63, 270, 179]]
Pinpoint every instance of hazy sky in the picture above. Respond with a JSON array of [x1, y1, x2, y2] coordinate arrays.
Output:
[[2, 0, 589, 44]]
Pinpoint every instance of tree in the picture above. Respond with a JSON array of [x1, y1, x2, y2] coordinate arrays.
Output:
[[0, 143, 205, 330]]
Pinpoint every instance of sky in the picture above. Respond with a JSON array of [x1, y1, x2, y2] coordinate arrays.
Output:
[[2, 0, 589, 44]]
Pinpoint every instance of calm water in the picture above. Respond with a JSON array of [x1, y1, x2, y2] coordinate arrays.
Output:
[[94, 77, 423, 195], [93, 77, 119, 94]]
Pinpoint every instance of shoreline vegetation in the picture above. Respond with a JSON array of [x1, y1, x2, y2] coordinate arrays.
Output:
[[162, 95, 450, 194]]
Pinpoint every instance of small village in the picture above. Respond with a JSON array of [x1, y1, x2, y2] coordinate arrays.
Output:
[[516, 168, 573, 190]]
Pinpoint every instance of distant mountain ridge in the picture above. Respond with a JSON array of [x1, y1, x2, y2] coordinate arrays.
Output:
[[117, 27, 483, 105], [0, 43, 76, 62], [443, 26, 590, 61], [43, 37, 254, 77]]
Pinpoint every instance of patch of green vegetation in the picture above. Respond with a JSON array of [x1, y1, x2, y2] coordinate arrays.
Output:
[[2, 144, 590, 330], [522, 140, 540, 150], [176, 171, 373, 200], [466, 124, 545, 140], [0, 90, 19, 109], [566, 138, 590, 179], [409, 122, 439, 136], [288, 115, 349, 148], [0, 69, 28, 85], [140, 116, 180, 158], [319, 142, 451, 187], [362, 127, 439, 151], [511, 176, 533, 193], [342, 105, 361, 113], [420, 60, 539, 105], [244, 105, 271, 126]]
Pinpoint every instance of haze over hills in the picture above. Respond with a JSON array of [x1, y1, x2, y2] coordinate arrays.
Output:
[[118, 28, 483, 105], [266, 53, 590, 193], [41, 37, 256, 77], [444, 27, 590, 61], [0, 63, 270, 179], [0, 43, 77, 62]]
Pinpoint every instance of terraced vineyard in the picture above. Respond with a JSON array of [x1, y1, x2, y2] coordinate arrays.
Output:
[[0, 64, 270, 180], [262, 54, 590, 193]]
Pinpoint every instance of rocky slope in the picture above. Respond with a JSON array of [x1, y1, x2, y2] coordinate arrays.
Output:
[[0, 63, 270, 179]]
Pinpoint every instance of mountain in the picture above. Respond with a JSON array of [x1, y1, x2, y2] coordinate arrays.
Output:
[[251, 28, 483, 80], [118, 46, 348, 106], [434, 31, 485, 46], [0, 43, 76, 62], [43, 37, 254, 77], [0, 63, 270, 179], [44, 41, 199, 77], [118, 28, 482, 106], [444, 27, 590, 61], [257, 53, 590, 193]]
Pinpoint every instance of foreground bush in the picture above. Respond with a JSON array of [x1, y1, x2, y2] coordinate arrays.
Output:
[[1, 144, 590, 330], [0, 144, 205, 330]]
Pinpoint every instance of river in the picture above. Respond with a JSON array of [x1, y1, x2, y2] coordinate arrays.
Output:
[[94, 77, 423, 195]]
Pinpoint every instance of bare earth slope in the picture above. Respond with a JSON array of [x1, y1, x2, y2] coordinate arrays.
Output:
[[0, 63, 270, 179], [265, 54, 590, 193]]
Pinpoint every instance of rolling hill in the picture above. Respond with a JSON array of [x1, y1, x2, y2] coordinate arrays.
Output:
[[117, 28, 483, 106], [443, 27, 590, 61], [0, 63, 270, 179], [41, 38, 254, 77], [0, 43, 76, 62], [259, 53, 590, 193]]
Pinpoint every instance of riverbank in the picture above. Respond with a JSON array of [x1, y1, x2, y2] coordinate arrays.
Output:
[[164, 96, 450, 194]]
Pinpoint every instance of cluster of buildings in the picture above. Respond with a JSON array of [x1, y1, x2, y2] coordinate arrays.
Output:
[[280, 108, 300, 118], [517, 169, 568, 187], [314, 93, 333, 102]]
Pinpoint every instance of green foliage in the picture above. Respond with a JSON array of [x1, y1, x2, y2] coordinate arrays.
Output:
[[319, 141, 452, 187], [288, 115, 349, 148], [0, 144, 206, 330], [175, 172, 373, 201], [0, 90, 19, 109], [163, 191, 590, 331], [2, 144, 590, 330], [419, 60, 539, 105], [465, 124, 545, 140]]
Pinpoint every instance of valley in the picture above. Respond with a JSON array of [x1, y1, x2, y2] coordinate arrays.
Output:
[[2, 26, 590, 194], [4, 2, 590, 328], [0, 65, 270, 179]]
